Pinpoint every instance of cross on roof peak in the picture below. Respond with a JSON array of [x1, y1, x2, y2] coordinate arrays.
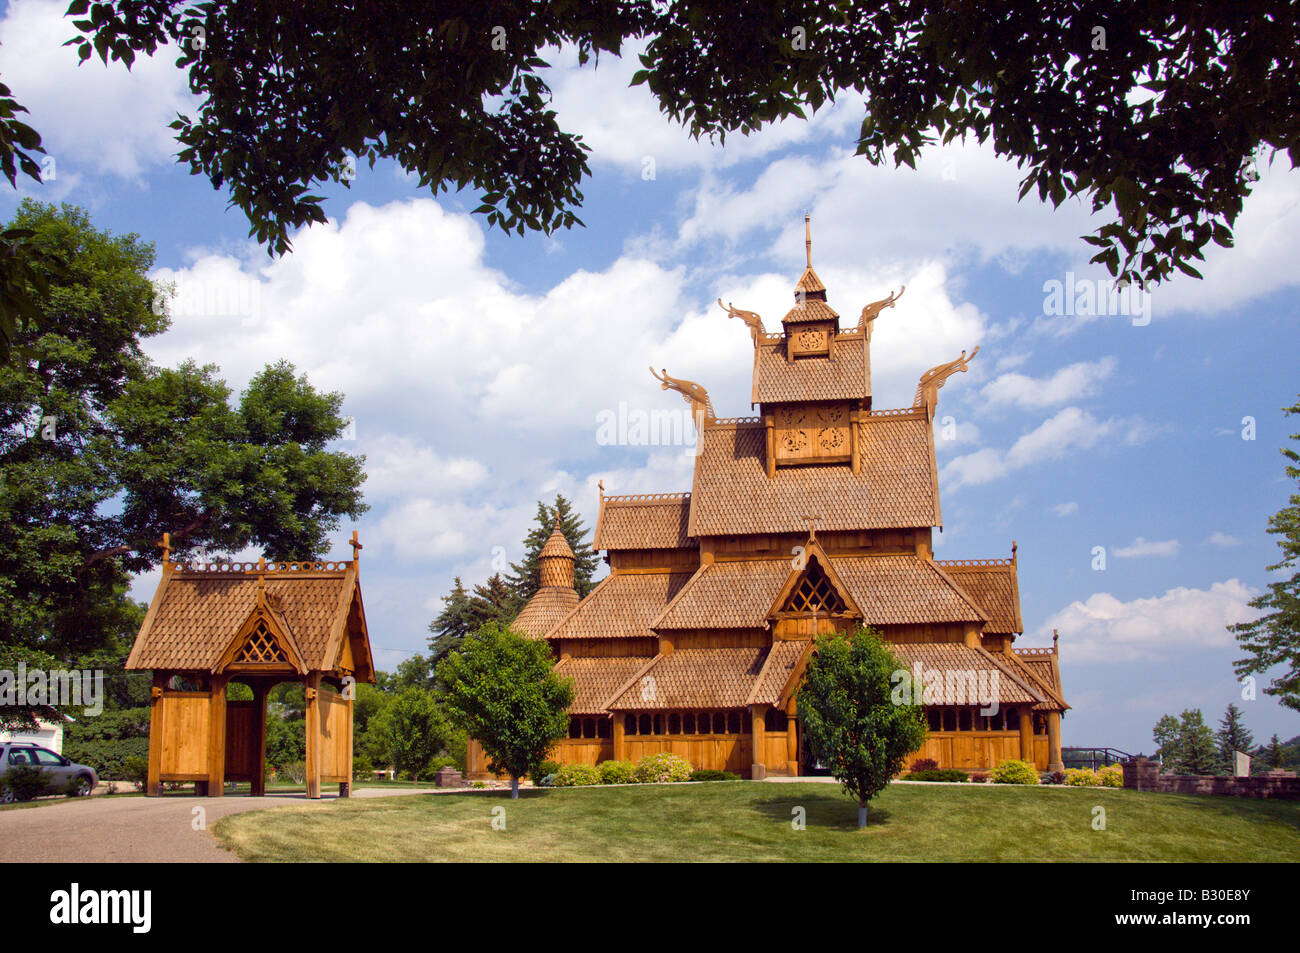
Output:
[[801, 513, 823, 541]]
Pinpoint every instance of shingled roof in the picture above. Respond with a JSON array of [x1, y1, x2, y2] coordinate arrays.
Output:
[[607, 647, 768, 710], [890, 643, 1045, 706], [934, 559, 1023, 633], [544, 570, 694, 641], [781, 297, 840, 325], [747, 639, 811, 707], [593, 494, 695, 551], [752, 335, 870, 404], [687, 413, 942, 536], [553, 655, 654, 714], [126, 559, 373, 680], [1010, 648, 1069, 711], [513, 587, 581, 639]]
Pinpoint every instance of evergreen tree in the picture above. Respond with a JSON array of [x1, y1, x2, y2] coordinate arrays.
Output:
[[428, 577, 476, 665], [505, 494, 599, 603], [1178, 709, 1221, 775], [1215, 703, 1256, 773], [1262, 734, 1289, 770], [1231, 396, 1300, 712], [469, 574, 521, 628]]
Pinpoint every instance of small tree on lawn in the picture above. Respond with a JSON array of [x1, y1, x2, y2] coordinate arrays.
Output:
[[437, 622, 573, 799], [371, 686, 447, 786], [798, 627, 928, 829], [1215, 703, 1255, 774]]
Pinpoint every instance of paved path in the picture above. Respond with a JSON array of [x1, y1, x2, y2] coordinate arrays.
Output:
[[0, 787, 440, 863]]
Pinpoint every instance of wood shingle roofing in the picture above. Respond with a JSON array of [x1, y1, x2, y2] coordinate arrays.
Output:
[[781, 297, 839, 325], [553, 655, 654, 714], [686, 413, 941, 536], [126, 562, 368, 676], [1011, 649, 1070, 711], [747, 639, 811, 707], [752, 336, 869, 403], [543, 570, 695, 641], [513, 586, 581, 639], [593, 494, 695, 551], [889, 643, 1045, 706], [607, 647, 769, 710], [934, 560, 1022, 633]]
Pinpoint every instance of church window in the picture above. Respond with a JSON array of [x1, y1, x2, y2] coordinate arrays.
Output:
[[668, 713, 681, 734], [683, 713, 696, 734], [784, 560, 846, 614], [639, 714, 652, 735]]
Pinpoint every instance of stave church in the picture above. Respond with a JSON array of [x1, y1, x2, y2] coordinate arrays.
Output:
[[469, 219, 1068, 779]]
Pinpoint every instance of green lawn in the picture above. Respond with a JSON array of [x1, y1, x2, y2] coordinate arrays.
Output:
[[212, 781, 1300, 862]]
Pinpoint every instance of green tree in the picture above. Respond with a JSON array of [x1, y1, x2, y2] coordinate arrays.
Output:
[[45, 2, 1295, 288], [0, 201, 367, 680], [1232, 396, 1300, 712], [428, 577, 476, 667], [437, 622, 573, 798], [797, 627, 928, 828], [1215, 703, 1256, 773], [370, 687, 449, 785], [468, 573, 522, 629], [1152, 713, 1182, 770], [1158, 709, 1220, 776], [506, 495, 600, 603]]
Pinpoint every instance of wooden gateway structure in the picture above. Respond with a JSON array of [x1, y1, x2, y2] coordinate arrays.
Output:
[[126, 533, 375, 797], [470, 218, 1068, 779]]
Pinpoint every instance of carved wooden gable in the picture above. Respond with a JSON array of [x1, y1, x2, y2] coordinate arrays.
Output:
[[773, 401, 852, 465]]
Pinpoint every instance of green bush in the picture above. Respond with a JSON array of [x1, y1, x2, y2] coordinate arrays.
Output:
[[61, 735, 149, 780], [689, 769, 740, 782], [1098, 764, 1123, 788], [533, 760, 561, 782], [122, 756, 149, 792], [1064, 768, 1102, 787], [2, 765, 52, 801], [903, 768, 968, 782], [598, 760, 638, 784], [634, 752, 693, 783], [910, 757, 939, 773], [991, 759, 1040, 785], [352, 754, 374, 780], [552, 763, 601, 786]]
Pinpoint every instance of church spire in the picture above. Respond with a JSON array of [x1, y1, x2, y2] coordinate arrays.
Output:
[[793, 215, 827, 303], [538, 511, 576, 590], [805, 213, 812, 269]]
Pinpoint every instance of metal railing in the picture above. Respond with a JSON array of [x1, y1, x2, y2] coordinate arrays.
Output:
[[1061, 747, 1134, 770]]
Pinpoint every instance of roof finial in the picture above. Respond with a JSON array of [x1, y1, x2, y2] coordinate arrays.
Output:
[[598, 479, 605, 499], [1052, 629, 1059, 654], [158, 532, 171, 564], [552, 507, 562, 531], [805, 213, 812, 269], [351, 530, 363, 562], [802, 512, 822, 542], [1011, 540, 1018, 563]]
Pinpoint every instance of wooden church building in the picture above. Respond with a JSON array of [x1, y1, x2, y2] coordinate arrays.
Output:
[[126, 533, 374, 797], [471, 219, 1068, 779]]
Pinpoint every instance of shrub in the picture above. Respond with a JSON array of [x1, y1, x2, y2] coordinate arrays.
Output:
[[62, 735, 149, 781], [910, 757, 939, 773], [1064, 768, 1102, 787], [552, 763, 601, 786], [634, 752, 694, 783], [122, 756, 149, 792], [690, 769, 741, 782], [991, 759, 1040, 785], [1042, 770, 1067, 785], [352, 754, 374, 781], [538, 773, 558, 788], [1098, 764, 1123, 788], [533, 760, 561, 782], [903, 768, 968, 782], [970, 772, 991, 783], [3, 765, 51, 801], [598, 760, 638, 784], [281, 760, 306, 784]]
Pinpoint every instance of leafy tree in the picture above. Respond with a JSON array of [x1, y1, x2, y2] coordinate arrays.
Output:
[[0, 201, 366, 668], [263, 710, 305, 770], [1232, 396, 1300, 712], [1153, 708, 1220, 775], [437, 622, 573, 798], [47, 2, 1297, 288], [379, 653, 436, 694], [1215, 703, 1255, 773], [505, 495, 600, 603], [797, 627, 928, 828], [370, 686, 449, 785], [352, 681, 392, 770]]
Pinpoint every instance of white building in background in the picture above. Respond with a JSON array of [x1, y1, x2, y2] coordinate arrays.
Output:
[[0, 715, 71, 754]]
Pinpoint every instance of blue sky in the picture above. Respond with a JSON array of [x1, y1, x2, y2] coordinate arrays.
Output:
[[4, 0, 1299, 752]]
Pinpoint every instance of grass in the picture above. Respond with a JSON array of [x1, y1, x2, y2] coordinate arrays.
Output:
[[212, 781, 1300, 862]]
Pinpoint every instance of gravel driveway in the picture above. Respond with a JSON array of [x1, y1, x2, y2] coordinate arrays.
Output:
[[0, 788, 439, 863]]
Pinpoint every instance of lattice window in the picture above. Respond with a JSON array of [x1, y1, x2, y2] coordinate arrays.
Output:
[[783, 561, 846, 614], [234, 620, 287, 664]]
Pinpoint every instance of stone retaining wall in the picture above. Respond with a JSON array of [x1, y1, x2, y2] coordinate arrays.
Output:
[[1122, 758, 1300, 799]]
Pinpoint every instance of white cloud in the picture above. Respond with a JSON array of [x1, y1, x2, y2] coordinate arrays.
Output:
[[1206, 531, 1243, 548], [0, 0, 196, 181], [1052, 502, 1079, 517], [1040, 579, 1260, 664], [982, 357, 1117, 410], [1114, 537, 1180, 559], [942, 406, 1152, 489]]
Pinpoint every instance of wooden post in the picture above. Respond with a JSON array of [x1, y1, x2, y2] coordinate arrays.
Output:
[[750, 704, 767, 779], [612, 714, 626, 763], [1017, 707, 1034, 765], [207, 674, 228, 797], [250, 682, 268, 796], [304, 673, 322, 799], [786, 698, 800, 776], [1047, 711, 1063, 772], [147, 672, 167, 797], [340, 689, 354, 798]]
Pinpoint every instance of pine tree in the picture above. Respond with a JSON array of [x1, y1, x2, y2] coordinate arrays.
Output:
[[1231, 395, 1300, 712], [1263, 733, 1287, 769], [468, 574, 520, 629], [1215, 703, 1255, 773], [1178, 709, 1221, 775], [505, 494, 600, 602], [428, 577, 475, 664]]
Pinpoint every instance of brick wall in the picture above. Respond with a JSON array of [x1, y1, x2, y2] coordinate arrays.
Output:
[[1122, 758, 1300, 799]]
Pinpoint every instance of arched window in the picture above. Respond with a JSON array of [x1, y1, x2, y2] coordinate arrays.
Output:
[[583, 718, 596, 739], [569, 717, 582, 739], [597, 718, 612, 739], [668, 713, 681, 735], [713, 712, 726, 734], [942, 708, 957, 732], [927, 709, 941, 732], [958, 708, 972, 731], [727, 711, 741, 734], [639, 714, 652, 736], [625, 713, 638, 736], [653, 714, 664, 735], [683, 713, 696, 734]]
